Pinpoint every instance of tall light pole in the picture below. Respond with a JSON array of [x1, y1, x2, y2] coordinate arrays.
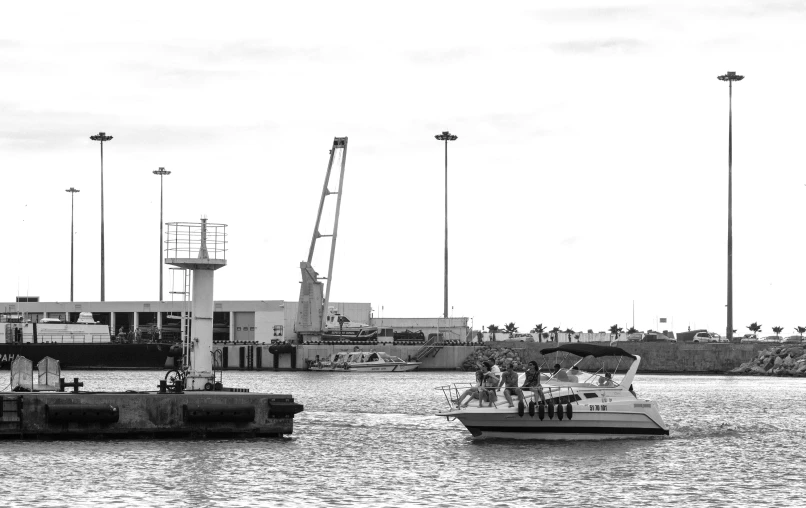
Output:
[[717, 71, 744, 343], [153, 167, 171, 301], [66, 187, 80, 302], [434, 130, 458, 319], [90, 131, 113, 301]]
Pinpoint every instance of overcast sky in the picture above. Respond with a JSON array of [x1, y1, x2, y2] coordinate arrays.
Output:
[[2, 1, 805, 336]]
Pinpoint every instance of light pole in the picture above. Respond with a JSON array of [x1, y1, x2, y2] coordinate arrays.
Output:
[[434, 130, 457, 319], [717, 71, 744, 343], [153, 167, 171, 301], [66, 187, 80, 302], [90, 131, 113, 301]]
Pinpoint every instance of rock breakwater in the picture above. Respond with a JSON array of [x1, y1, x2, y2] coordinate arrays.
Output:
[[460, 345, 527, 371], [729, 346, 806, 376]]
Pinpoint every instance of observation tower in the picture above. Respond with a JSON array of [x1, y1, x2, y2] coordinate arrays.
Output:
[[165, 218, 227, 390]]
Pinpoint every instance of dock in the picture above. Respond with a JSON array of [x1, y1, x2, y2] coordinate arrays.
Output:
[[1, 390, 302, 439]]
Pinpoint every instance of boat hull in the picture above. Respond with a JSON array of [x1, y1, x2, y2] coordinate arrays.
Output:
[[439, 404, 669, 440], [0, 343, 176, 369], [309, 362, 420, 372]]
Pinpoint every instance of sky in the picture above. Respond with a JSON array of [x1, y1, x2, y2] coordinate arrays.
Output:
[[2, 0, 806, 337]]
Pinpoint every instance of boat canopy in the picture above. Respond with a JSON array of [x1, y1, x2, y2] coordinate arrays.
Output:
[[540, 343, 636, 360]]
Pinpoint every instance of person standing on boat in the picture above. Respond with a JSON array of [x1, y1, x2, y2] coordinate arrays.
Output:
[[498, 362, 522, 408]]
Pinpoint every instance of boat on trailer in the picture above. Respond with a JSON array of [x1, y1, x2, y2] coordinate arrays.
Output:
[[309, 350, 421, 372], [436, 343, 669, 440]]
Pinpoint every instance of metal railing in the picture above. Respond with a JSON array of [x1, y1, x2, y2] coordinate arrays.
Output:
[[165, 221, 227, 261]]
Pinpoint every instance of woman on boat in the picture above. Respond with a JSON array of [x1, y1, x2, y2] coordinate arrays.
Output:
[[521, 361, 545, 404], [455, 362, 485, 408], [479, 361, 500, 407]]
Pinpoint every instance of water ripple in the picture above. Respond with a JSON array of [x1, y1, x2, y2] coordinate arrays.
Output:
[[1, 371, 804, 506]]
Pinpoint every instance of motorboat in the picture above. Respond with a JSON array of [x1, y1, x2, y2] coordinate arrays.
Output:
[[321, 307, 378, 341], [309, 350, 420, 372], [436, 343, 669, 440]]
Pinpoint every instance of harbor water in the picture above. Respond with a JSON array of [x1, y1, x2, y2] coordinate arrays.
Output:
[[1, 371, 804, 507]]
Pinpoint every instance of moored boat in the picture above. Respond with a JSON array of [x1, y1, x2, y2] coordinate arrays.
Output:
[[321, 307, 378, 341], [436, 343, 669, 440], [309, 349, 421, 372], [1, 313, 180, 369]]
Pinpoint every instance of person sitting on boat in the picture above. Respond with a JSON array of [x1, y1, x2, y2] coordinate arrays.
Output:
[[498, 362, 523, 408], [598, 372, 615, 386], [455, 362, 485, 408], [521, 361, 546, 404], [479, 361, 500, 407], [552, 363, 569, 381]]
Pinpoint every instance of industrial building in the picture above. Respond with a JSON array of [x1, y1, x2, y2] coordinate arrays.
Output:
[[1, 298, 468, 344]]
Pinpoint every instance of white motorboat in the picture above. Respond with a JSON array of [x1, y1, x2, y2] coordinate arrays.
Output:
[[309, 350, 421, 372], [321, 307, 378, 341], [436, 343, 669, 440]]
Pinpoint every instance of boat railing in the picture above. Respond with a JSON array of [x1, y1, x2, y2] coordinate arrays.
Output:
[[437, 381, 587, 411], [33, 333, 111, 344], [436, 382, 475, 409]]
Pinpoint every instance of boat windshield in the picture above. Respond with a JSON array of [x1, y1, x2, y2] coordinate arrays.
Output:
[[543, 367, 623, 387]]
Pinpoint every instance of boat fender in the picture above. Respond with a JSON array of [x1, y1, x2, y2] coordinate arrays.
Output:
[[537, 402, 545, 420], [557, 403, 564, 421], [528, 401, 535, 417], [566, 403, 573, 420], [547, 402, 554, 420], [517, 400, 525, 417], [204, 382, 214, 391]]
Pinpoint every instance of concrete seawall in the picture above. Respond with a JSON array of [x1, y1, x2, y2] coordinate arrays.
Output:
[[288, 341, 772, 373]]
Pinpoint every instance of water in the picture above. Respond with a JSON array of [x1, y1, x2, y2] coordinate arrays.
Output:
[[1, 371, 804, 507]]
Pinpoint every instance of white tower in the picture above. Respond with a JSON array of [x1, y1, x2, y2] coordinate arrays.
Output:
[[165, 218, 227, 390]]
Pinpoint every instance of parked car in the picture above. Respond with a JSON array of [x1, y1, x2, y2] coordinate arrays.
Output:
[[643, 332, 676, 342], [740, 334, 758, 343], [627, 332, 645, 342], [710, 333, 729, 343], [782, 335, 804, 344], [759, 335, 782, 343], [692, 331, 713, 343]]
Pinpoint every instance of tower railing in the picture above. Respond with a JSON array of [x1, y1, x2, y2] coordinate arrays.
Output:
[[165, 221, 227, 261]]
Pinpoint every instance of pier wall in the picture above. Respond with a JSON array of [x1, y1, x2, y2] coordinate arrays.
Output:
[[218, 341, 770, 373], [485, 341, 770, 373]]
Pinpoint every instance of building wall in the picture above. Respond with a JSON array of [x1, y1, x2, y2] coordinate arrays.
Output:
[[371, 317, 469, 341]]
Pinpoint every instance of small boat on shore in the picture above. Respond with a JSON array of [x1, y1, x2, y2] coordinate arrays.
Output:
[[321, 307, 378, 341], [309, 350, 421, 372], [436, 343, 669, 440]]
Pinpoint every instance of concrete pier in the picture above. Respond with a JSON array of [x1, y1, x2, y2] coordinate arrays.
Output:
[[0, 391, 303, 439]]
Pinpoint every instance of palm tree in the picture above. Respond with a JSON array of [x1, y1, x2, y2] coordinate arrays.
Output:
[[627, 327, 638, 334], [488, 324, 500, 342], [772, 326, 783, 338], [530, 323, 546, 343], [609, 324, 624, 342], [503, 322, 518, 339], [563, 328, 575, 343], [796, 326, 806, 338], [550, 326, 561, 342], [747, 322, 762, 338]]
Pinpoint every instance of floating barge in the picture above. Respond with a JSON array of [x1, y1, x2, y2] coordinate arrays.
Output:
[[1, 389, 301, 439]]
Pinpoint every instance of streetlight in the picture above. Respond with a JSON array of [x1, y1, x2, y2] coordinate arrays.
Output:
[[153, 167, 171, 301], [434, 130, 458, 319], [717, 71, 744, 343], [90, 131, 113, 301], [65, 187, 80, 302]]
